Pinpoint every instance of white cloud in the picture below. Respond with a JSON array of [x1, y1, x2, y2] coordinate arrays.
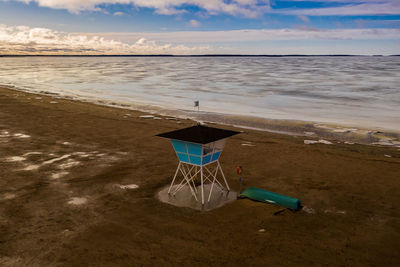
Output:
[[6, 0, 400, 18], [9, 0, 400, 18], [279, 1, 400, 16], [113, 11, 124, 16], [1, 24, 399, 55], [0, 24, 210, 55], [189, 19, 201, 27], [86, 28, 400, 44], [13, 0, 270, 17]]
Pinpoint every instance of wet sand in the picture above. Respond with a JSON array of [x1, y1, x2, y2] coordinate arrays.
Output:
[[0, 87, 399, 266]]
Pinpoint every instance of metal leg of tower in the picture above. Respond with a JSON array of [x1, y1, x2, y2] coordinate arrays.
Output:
[[168, 162, 181, 194], [218, 161, 230, 191]]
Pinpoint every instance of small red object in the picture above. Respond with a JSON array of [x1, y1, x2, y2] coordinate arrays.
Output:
[[236, 165, 242, 175]]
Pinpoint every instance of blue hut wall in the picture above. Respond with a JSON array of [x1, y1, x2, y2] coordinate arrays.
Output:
[[202, 154, 212, 165], [187, 143, 202, 155], [171, 139, 187, 153], [171, 140, 202, 165], [170, 139, 225, 166]]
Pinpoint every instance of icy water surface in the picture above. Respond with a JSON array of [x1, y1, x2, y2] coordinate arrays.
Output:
[[1, 56, 399, 133]]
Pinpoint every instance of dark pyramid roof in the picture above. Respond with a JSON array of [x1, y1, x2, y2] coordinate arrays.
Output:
[[156, 125, 239, 144]]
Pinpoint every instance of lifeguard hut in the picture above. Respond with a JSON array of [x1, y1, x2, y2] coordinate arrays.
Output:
[[157, 125, 239, 205]]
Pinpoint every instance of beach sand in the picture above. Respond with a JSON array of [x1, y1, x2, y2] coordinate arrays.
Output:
[[0, 87, 399, 266]]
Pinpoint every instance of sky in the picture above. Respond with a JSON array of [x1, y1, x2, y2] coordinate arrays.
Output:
[[0, 0, 399, 55]]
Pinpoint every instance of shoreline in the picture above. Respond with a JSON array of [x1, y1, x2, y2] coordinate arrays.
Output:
[[1, 86, 399, 265], [2, 85, 399, 147]]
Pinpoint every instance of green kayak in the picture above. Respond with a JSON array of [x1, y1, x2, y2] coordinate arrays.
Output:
[[240, 187, 301, 211]]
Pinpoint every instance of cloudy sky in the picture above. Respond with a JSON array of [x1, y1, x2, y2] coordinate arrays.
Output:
[[0, 0, 399, 55]]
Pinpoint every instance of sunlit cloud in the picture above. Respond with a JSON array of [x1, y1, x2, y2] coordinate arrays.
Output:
[[13, 0, 270, 17], [0, 24, 211, 55], [1, 24, 399, 55]]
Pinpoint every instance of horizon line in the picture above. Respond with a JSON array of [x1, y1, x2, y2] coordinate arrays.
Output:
[[1, 54, 399, 57]]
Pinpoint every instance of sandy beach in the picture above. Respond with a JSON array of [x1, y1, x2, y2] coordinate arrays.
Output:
[[1, 86, 399, 266]]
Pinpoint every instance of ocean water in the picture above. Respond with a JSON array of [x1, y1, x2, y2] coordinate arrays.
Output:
[[1, 56, 399, 134]]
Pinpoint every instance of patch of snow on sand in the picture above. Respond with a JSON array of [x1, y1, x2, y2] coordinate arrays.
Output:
[[302, 206, 315, 214], [62, 142, 71, 145], [304, 140, 319, 145], [5, 156, 26, 162], [304, 139, 333, 145], [59, 159, 80, 169], [139, 115, 154, 119], [324, 209, 346, 215], [314, 124, 334, 130], [319, 140, 333, 145], [51, 171, 69, 179], [20, 154, 78, 171], [118, 184, 139, 190], [22, 164, 40, 171], [0, 131, 10, 137], [73, 152, 90, 158], [13, 133, 30, 138], [372, 139, 399, 147], [50, 101, 58, 104], [241, 143, 256, 147], [304, 131, 315, 136], [68, 197, 87, 205], [384, 154, 392, 158], [43, 154, 71, 165]]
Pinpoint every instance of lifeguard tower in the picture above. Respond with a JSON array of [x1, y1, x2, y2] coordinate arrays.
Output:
[[157, 125, 239, 206]]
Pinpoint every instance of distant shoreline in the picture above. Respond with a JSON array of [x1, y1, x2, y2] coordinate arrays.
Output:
[[1, 54, 399, 57]]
